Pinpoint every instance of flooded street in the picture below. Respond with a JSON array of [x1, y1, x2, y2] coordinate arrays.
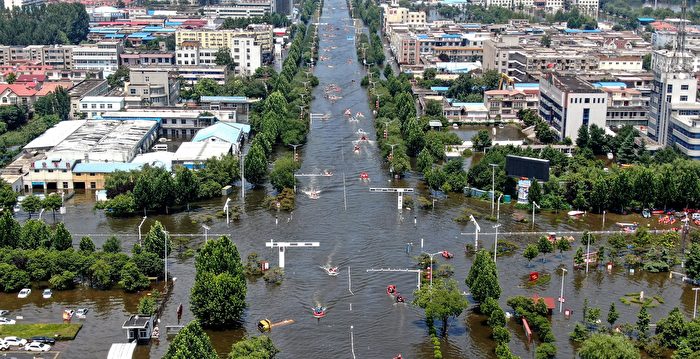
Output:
[[1, 0, 699, 358]]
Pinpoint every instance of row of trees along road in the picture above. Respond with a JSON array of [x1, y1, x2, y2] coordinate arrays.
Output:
[[101, 157, 238, 216], [0, 214, 170, 293], [164, 320, 279, 358]]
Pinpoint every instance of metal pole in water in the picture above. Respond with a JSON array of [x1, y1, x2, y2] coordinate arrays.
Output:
[[343, 172, 347, 211], [348, 266, 354, 295], [350, 325, 356, 359]]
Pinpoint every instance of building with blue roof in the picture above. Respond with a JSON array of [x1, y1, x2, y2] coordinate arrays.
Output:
[[430, 86, 449, 93], [638, 17, 655, 24], [592, 82, 627, 89], [192, 122, 251, 154], [72, 162, 144, 190], [200, 96, 258, 121]]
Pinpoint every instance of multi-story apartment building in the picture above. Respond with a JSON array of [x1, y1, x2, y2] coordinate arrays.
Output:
[[484, 84, 539, 121], [509, 49, 599, 82], [126, 67, 180, 107], [483, 35, 522, 75], [3, 0, 42, 9], [175, 25, 273, 55], [538, 73, 607, 141], [202, 5, 272, 19], [232, 37, 261, 75], [176, 41, 217, 66], [120, 51, 175, 67], [418, 32, 489, 62], [595, 82, 648, 127], [72, 41, 123, 76], [0, 45, 74, 68], [649, 49, 698, 146], [389, 30, 419, 65], [78, 96, 125, 119], [383, 6, 426, 31], [597, 55, 643, 71]]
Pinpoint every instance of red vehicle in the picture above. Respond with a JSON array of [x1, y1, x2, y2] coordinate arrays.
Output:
[[441, 250, 454, 259], [386, 285, 396, 296]]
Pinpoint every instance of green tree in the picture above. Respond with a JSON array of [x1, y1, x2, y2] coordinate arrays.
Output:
[[229, 336, 279, 359], [174, 167, 198, 207], [214, 47, 236, 70], [51, 222, 72, 250], [523, 244, 539, 266], [416, 148, 435, 173], [578, 334, 640, 359], [607, 302, 619, 329], [556, 238, 571, 256], [107, 66, 130, 88], [79, 236, 95, 252], [103, 236, 122, 253], [41, 193, 63, 222], [137, 295, 157, 316], [412, 278, 468, 335], [104, 193, 137, 217], [244, 141, 268, 186], [21, 195, 41, 217], [0, 180, 18, 211], [133, 166, 175, 212], [269, 155, 299, 192], [685, 243, 700, 280], [465, 249, 501, 303], [89, 259, 113, 289], [537, 236, 554, 262], [425, 99, 442, 117], [637, 305, 651, 338], [0, 211, 20, 248], [5, 72, 16, 84], [0, 263, 29, 292], [143, 221, 171, 256], [471, 130, 492, 151], [535, 342, 557, 359], [540, 34, 552, 47], [642, 53, 652, 71], [19, 219, 50, 249], [577, 125, 590, 148], [655, 307, 686, 349], [164, 320, 218, 359], [133, 251, 164, 278], [529, 179, 542, 205], [120, 261, 150, 292], [191, 236, 247, 328], [574, 246, 585, 267], [49, 270, 76, 290]]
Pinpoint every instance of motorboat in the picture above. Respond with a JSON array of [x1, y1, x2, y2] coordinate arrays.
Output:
[[353, 145, 360, 153], [360, 172, 370, 181], [452, 124, 459, 129], [62, 309, 74, 320], [327, 267, 339, 276], [312, 306, 326, 319], [356, 112, 365, 118], [344, 109, 352, 116], [567, 210, 585, 217], [359, 134, 367, 141], [42, 289, 52, 299], [386, 285, 397, 297], [309, 191, 320, 200], [441, 250, 454, 259], [75, 308, 88, 319], [17, 288, 31, 298], [395, 294, 405, 303], [642, 209, 651, 218], [323, 170, 333, 176]]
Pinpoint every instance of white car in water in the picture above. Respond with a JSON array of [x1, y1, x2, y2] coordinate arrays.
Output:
[[17, 288, 31, 298], [3, 336, 27, 347], [42, 289, 52, 299], [24, 341, 51, 352], [0, 318, 15, 325]]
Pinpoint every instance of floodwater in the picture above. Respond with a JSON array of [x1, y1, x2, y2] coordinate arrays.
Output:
[[1, 0, 699, 358], [453, 124, 528, 143]]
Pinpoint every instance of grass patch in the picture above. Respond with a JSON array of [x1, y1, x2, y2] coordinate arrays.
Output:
[[0, 323, 82, 340], [525, 273, 552, 288], [620, 292, 664, 307], [620, 297, 631, 305]]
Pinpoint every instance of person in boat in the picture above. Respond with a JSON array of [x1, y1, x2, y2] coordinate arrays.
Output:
[[387, 285, 396, 294], [396, 294, 405, 303]]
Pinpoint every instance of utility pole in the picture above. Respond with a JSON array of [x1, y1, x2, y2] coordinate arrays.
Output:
[[489, 163, 498, 216], [532, 201, 540, 230], [559, 268, 567, 313]]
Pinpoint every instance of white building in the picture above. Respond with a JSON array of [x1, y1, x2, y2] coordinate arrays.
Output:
[[176, 41, 217, 66], [232, 37, 262, 75], [3, 0, 42, 9], [538, 73, 607, 141], [72, 41, 123, 76], [648, 49, 698, 145], [78, 96, 125, 119]]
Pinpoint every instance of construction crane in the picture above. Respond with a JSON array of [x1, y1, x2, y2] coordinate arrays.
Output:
[[671, 0, 690, 72], [497, 73, 515, 91]]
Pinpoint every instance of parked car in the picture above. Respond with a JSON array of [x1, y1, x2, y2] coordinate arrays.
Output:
[[0, 310, 8, 316], [42, 289, 52, 299], [24, 342, 51, 352], [17, 288, 31, 298], [0, 317, 15, 325], [3, 336, 27, 346], [0, 340, 9, 351], [30, 336, 55, 345]]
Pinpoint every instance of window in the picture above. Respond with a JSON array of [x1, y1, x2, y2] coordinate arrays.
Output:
[[82, 104, 87, 109], [145, 76, 149, 82], [582, 108, 590, 127], [62, 182, 68, 189], [90, 182, 96, 189], [99, 104, 105, 109], [681, 95, 688, 101], [75, 173, 82, 176], [667, 84, 673, 93], [89, 173, 96, 176], [130, 89, 136, 95], [682, 85, 689, 91], [107, 104, 112, 109], [143, 89, 149, 95], [667, 95, 672, 102], [162, 119, 167, 124], [181, 119, 186, 124], [91, 104, 96, 109], [584, 98, 590, 104]]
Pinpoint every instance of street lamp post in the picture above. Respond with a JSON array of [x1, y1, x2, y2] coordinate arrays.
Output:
[[202, 224, 210, 243], [489, 164, 498, 217], [422, 251, 442, 288], [559, 268, 567, 313], [138, 216, 147, 246], [496, 194, 502, 223], [469, 214, 480, 250], [493, 223, 501, 264], [38, 208, 45, 221], [532, 201, 540, 230], [164, 230, 169, 284], [585, 233, 591, 274], [224, 198, 231, 226], [693, 287, 700, 319]]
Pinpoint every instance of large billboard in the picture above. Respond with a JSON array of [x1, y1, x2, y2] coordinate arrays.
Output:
[[505, 155, 550, 182]]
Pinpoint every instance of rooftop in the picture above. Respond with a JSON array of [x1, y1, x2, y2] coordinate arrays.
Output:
[[73, 162, 143, 173], [24, 120, 87, 150], [122, 315, 152, 329], [174, 141, 231, 163], [192, 122, 250, 144], [551, 75, 598, 93]]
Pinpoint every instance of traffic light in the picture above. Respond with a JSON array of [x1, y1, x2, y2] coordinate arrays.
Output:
[[387, 153, 393, 161], [294, 152, 299, 162], [383, 129, 388, 139], [375, 100, 379, 109]]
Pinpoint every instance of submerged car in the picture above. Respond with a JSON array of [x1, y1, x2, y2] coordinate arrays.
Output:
[[17, 288, 31, 298]]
